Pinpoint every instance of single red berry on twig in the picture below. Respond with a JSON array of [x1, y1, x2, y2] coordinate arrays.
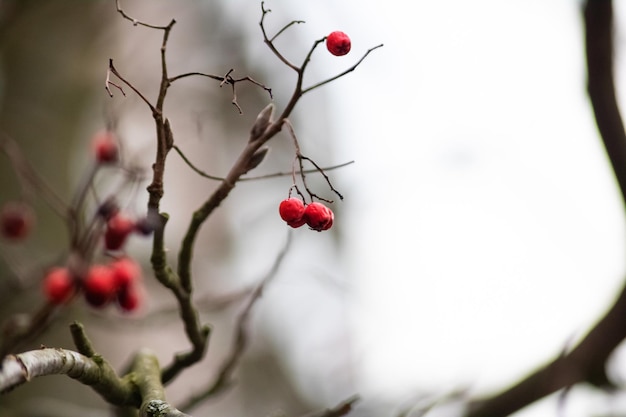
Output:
[[0, 201, 35, 241], [104, 213, 135, 251], [303, 202, 334, 231], [326, 31, 351, 56], [83, 264, 116, 307], [92, 130, 119, 164], [43, 267, 75, 304], [279, 198, 306, 228]]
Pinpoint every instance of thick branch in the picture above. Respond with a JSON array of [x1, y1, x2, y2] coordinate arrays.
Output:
[[0, 348, 139, 406], [133, 350, 191, 417], [584, 0, 626, 205]]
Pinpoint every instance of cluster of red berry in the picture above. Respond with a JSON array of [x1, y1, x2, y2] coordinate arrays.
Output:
[[279, 198, 334, 232], [43, 257, 142, 312], [1, 129, 150, 313]]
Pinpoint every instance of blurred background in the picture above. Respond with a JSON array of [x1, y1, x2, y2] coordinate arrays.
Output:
[[1, 1, 626, 416]]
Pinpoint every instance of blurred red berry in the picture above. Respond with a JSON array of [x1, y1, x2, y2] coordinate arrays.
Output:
[[134, 215, 157, 236], [1, 201, 35, 241], [117, 285, 141, 312], [104, 213, 135, 251], [83, 265, 116, 307], [303, 202, 334, 231], [92, 130, 119, 164], [111, 257, 141, 289], [97, 198, 120, 220], [43, 267, 75, 304], [326, 31, 351, 56], [279, 198, 306, 228]]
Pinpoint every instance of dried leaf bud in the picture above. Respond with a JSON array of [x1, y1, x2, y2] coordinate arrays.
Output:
[[250, 103, 274, 141], [246, 147, 269, 172]]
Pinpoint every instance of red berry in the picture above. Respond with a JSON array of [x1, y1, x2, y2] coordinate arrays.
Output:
[[92, 130, 119, 164], [287, 217, 307, 228], [111, 257, 141, 289], [104, 213, 135, 251], [326, 31, 351, 56], [83, 265, 116, 307], [1, 202, 35, 241], [43, 267, 75, 304], [117, 285, 141, 312], [303, 202, 334, 231], [279, 198, 306, 228]]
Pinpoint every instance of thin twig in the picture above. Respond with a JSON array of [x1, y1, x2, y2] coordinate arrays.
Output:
[[173, 144, 353, 182], [108, 59, 156, 112], [300, 395, 361, 417], [115, 0, 171, 30], [270, 20, 305, 42], [0, 133, 68, 217], [260, 2, 300, 71], [302, 44, 385, 95], [284, 119, 342, 202]]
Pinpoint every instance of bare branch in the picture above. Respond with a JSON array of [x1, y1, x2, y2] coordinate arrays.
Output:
[[115, 0, 172, 30], [270, 20, 305, 42], [0, 133, 68, 217], [300, 395, 361, 417], [0, 347, 139, 406], [108, 59, 156, 112], [181, 232, 293, 409], [302, 44, 384, 95], [173, 144, 354, 182], [259, 2, 300, 71]]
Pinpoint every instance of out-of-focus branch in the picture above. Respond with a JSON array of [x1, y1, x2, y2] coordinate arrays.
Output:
[[181, 232, 292, 410], [465, 1, 626, 415], [300, 395, 360, 417], [0, 133, 68, 217], [0, 303, 58, 361], [584, 0, 626, 202]]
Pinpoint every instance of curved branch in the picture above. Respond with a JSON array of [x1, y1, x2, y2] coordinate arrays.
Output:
[[0, 348, 139, 406], [466, 0, 626, 415]]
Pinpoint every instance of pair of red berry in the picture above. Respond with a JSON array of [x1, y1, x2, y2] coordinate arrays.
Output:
[[43, 257, 142, 312], [279, 198, 334, 231], [99, 201, 154, 251]]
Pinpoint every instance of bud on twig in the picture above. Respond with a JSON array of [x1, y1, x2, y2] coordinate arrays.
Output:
[[249, 103, 274, 142], [246, 146, 270, 172]]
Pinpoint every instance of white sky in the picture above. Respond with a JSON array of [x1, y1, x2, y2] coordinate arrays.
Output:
[[306, 1, 626, 416]]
